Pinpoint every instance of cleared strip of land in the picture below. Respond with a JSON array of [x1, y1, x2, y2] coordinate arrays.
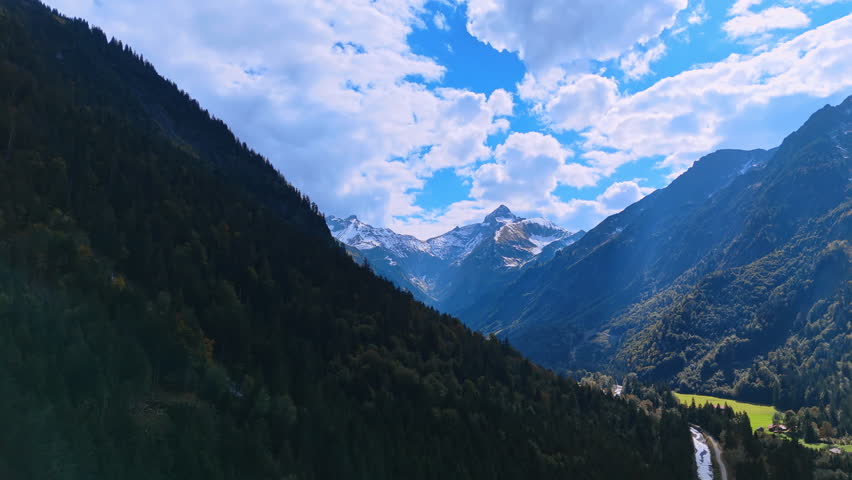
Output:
[[674, 393, 778, 431]]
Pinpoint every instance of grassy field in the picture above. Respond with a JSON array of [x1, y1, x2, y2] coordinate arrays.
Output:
[[674, 393, 779, 431], [799, 441, 852, 452], [674, 393, 852, 453]]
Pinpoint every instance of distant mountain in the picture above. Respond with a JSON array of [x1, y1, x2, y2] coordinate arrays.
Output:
[[327, 214, 445, 301], [327, 206, 584, 315], [474, 96, 851, 416]]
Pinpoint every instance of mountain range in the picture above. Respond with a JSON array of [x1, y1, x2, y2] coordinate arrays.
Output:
[[330, 93, 851, 426], [327, 206, 584, 315], [474, 96, 851, 412]]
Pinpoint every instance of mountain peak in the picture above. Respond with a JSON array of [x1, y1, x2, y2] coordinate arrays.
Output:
[[484, 205, 519, 224]]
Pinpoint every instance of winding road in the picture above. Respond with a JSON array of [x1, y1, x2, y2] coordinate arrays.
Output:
[[705, 432, 729, 480]]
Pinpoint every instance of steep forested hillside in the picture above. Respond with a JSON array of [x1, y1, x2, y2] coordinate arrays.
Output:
[[477, 93, 851, 430], [0, 1, 695, 479], [618, 101, 852, 427]]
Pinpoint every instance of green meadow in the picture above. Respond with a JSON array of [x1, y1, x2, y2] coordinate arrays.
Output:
[[675, 393, 852, 453], [799, 442, 852, 452], [674, 393, 779, 431]]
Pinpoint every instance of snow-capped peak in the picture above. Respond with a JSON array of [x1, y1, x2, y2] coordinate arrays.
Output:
[[484, 205, 520, 225], [327, 215, 429, 257], [493, 217, 579, 260], [327, 207, 583, 268]]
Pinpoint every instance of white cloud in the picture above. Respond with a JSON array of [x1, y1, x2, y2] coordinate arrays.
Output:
[[487, 88, 514, 116], [393, 13, 851, 237], [433, 11, 448, 30], [796, 0, 849, 5], [464, 0, 687, 71], [513, 13, 852, 194], [582, 150, 639, 176], [471, 132, 576, 207], [581, 14, 852, 172], [687, 1, 709, 25], [620, 42, 668, 80], [413, 88, 513, 173], [390, 176, 649, 237], [389, 132, 608, 237], [519, 73, 620, 132], [729, 0, 763, 16], [724, 6, 811, 38], [596, 181, 655, 213], [390, 200, 499, 239]]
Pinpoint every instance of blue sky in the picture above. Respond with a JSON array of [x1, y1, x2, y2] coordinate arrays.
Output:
[[49, 0, 852, 238]]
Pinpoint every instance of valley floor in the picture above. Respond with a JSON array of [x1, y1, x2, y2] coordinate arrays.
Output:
[[676, 393, 852, 454], [675, 393, 777, 431]]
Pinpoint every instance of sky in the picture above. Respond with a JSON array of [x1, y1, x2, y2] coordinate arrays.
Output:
[[46, 0, 852, 239]]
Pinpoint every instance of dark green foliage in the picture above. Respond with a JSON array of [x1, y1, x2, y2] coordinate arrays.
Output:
[[617, 384, 852, 480], [681, 401, 852, 480], [0, 1, 696, 478]]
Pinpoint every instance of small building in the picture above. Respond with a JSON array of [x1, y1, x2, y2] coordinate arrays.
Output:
[[828, 448, 842, 455], [768, 424, 789, 433]]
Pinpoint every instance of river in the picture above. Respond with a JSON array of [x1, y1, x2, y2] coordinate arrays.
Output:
[[691, 426, 714, 480]]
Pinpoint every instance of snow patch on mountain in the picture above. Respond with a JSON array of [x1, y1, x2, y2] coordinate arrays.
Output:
[[427, 225, 487, 262], [502, 256, 521, 267], [328, 215, 430, 257], [527, 234, 563, 255], [521, 217, 560, 228]]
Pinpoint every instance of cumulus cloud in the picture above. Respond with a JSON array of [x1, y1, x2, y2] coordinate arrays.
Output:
[[390, 177, 650, 238], [392, 131, 605, 236], [596, 181, 655, 213], [524, 14, 852, 175], [464, 0, 687, 71], [519, 73, 619, 132], [581, 150, 638, 177], [494, 180, 654, 234], [385, 131, 603, 236], [724, 6, 811, 38], [414, 88, 513, 173], [391, 173, 643, 238], [796, 0, 849, 5], [486, 88, 514, 116], [471, 132, 579, 206]]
